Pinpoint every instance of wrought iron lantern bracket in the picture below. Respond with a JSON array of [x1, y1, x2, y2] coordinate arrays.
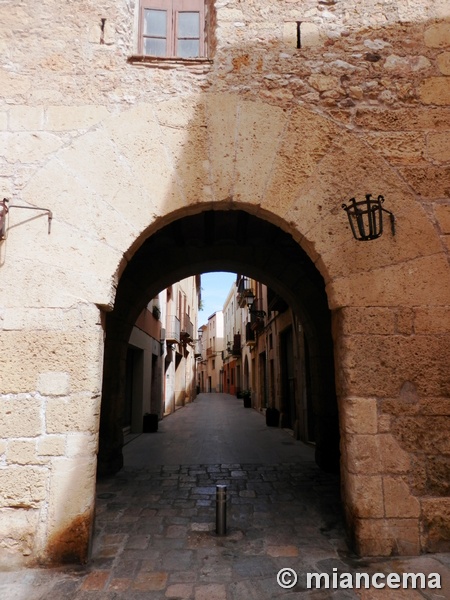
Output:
[[342, 194, 395, 241], [0, 198, 53, 240]]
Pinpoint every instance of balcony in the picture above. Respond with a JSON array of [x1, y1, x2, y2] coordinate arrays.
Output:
[[166, 315, 180, 344], [180, 313, 194, 342], [245, 322, 255, 345], [237, 276, 253, 308]]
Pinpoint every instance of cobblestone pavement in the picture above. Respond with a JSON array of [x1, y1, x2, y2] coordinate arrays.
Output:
[[1, 395, 449, 599]]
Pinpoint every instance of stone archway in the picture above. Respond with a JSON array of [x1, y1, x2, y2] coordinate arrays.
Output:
[[99, 209, 338, 479], [2, 93, 450, 566]]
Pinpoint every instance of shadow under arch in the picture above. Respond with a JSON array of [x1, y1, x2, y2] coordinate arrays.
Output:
[[99, 209, 339, 477]]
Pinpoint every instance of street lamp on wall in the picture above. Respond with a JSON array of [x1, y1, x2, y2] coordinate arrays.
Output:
[[246, 293, 266, 319], [342, 194, 395, 241]]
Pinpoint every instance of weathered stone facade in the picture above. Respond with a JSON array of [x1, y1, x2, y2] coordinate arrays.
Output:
[[0, 0, 449, 566]]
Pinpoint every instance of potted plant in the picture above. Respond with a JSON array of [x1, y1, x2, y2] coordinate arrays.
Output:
[[242, 390, 252, 408]]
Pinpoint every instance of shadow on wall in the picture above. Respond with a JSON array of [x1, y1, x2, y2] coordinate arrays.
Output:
[[5, 3, 446, 566]]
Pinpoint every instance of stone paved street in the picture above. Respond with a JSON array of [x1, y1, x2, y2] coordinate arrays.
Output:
[[1, 394, 449, 598]]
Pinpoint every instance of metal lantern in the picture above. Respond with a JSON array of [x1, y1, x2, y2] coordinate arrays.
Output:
[[342, 194, 395, 241]]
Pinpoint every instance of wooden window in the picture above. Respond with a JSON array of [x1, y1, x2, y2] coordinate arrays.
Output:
[[140, 0, 205, 58]]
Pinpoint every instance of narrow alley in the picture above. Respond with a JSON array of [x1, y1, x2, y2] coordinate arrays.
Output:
[[1, 395, 449, 599]]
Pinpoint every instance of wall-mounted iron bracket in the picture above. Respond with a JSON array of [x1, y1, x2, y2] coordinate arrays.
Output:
[[0, 198, 53, 240]]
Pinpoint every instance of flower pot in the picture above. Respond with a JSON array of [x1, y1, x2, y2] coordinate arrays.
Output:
[[266, 407, 280, 427], [143, 413, 158, 433]]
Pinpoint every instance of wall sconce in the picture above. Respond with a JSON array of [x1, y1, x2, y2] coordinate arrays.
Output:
[[246, 294, 266, 318], [0, 198, 53, 240], [342, 194, 395, 241]]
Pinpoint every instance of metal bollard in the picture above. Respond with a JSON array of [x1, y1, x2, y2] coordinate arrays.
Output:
[[215, 484, 227, 536]]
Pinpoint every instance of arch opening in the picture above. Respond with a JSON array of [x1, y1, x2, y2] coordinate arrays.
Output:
[[99, 209, 339, 478]]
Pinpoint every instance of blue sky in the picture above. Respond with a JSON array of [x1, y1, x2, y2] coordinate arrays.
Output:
[[198, 271, 237, 327]]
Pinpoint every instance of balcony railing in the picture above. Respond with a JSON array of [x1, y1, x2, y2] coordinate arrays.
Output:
[[232, 333, 241, 357], [166, 315, 180, 344]]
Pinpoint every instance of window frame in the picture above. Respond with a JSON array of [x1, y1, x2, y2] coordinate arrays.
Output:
[[139, 0, 205, 59]]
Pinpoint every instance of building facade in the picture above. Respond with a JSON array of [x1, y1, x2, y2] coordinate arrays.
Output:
[[124, 275, 200, 437], [0, 0, 449, 566]]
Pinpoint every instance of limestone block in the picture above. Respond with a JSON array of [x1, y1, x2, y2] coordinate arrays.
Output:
[[308, 74, 341, 93], [66, 432, 99, 457], [6, 440, 41, 466], [154, 97, 212, 206], [392, 415, 450, 455], [0, 132, 63, 163], [0, 112, 7, 131], [419, 78, 450, 106], [205, 94, 239, 201], [378, 434, 411, 473], [420, 498, 450, 552], [233, 100, 287, 205], [286, 133, 442, 281], [387, 519, 421, 555], [395, 307, 414, 335], [400, 164, 450, 197], [44, 456, 97, 563], [364, 132, 424, 164], [345, 471, 384, 518], [263, 105, 340, 216], [424, 22, 450, 48], [0, 508, 39, 567], [354, 107, 450, 132], [2, 305, 100, 332], [45, 140, 148, 251], [21, 160, 141, 259], [429, 1, 450, 19], [355, 517, 420, 556], [384, 54, 431, 73], [424, 455, 450, 496], [37, 435, 65, 456], [340, 397, 378, 435], [0, 467, 47, 508], [342, 333, 450, 398], [378, 414, 391, 433], [437, 52, 450, 75], [345, 434, 381, 474], [329, 254, 450, 310], [0, 396, 43, 437], [0, 71, 31, 97], [37, 372, 70, 396], [427, 132, 450, 163], [384, 477, 420, 518], [102, 103, 184, 216], [46, 394, 101, 434], [354, 518, 395, 556], [282, 22, 297, 47], [339, 307, 396, 336], [300, 22, 322, 48], [9, 106, 44, 131], [218, 8, 245, 22], [414, 306, 450, 333], [435, 204, 450, 232], [0, 330, 103, 394], [46, 105, 110, 131], [418, 397, 450, 416]]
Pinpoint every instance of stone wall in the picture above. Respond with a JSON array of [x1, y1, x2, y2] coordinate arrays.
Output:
[[0, 0, 449, 565]]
